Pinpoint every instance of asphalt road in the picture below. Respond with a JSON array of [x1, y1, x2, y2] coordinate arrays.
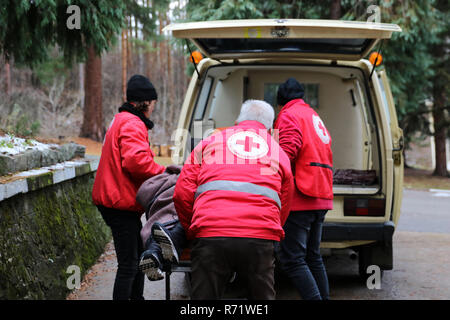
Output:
[[397, 189, 450, 234], [68, 188, 450, 300], [283, 188, 450, 300]]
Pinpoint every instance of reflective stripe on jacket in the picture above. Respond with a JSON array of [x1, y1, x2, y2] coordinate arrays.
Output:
[[195, 180, 281, 209]]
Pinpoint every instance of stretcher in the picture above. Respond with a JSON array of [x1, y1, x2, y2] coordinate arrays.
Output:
[[162, 248, 192, 300]]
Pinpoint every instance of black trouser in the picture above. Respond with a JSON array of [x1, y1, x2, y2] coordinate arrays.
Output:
[[191, 237, 276, 300], [278, 210, 329, 300], [98, 206, 145, 300]]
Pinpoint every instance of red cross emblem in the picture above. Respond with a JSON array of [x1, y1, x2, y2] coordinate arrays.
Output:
[[236, 136, 260, 152], [312, 114, 330, 144], [318, 120, 327, 138], [227, 131, 269, 160]]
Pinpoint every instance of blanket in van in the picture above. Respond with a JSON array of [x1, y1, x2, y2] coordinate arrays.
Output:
[[333, 169, 377, 186]]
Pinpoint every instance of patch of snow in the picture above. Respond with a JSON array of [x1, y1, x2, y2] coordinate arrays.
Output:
[[0, 134, 58, 156], [47, 163, 66, 170], [11, 159, 88, 179], [431, 192, 450, 197], [429, 188, 450, 193], [14, 168, 51, 177], [429, 188, 450, 197], [64, 161, 81, 166]]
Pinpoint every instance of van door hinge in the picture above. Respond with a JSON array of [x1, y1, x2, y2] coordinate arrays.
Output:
[[393, 152, 401, 165], [392, 136, 404, 165]]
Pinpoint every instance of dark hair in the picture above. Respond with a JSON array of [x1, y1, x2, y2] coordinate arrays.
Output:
[[134, 101, 150, 114]]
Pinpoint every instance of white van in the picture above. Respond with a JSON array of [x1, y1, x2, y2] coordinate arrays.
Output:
[[165, 19, 403, 278]]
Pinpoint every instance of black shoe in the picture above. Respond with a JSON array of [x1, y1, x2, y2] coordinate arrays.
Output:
[[152, 222, 180, 264], [139, 250, 164, 281]]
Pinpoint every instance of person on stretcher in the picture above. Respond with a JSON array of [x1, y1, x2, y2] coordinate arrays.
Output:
[[136, 165, 187, 281]]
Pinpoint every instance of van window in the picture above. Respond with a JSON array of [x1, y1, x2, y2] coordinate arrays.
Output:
[[194, 76, 214, 120], [263, 83, 279, 108], [376, 73, 391, 125], [304, 84, 319, 109], [264, 83, 319, 110]]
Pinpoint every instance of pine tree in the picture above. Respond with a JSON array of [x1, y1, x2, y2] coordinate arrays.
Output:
[[0, 0, 124, 140], [0, 0, 157, 141]]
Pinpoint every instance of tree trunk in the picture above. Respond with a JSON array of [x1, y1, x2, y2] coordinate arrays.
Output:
[[166, 13, 175, 108], [151, 37, 158, 81], [432, 39, 449, 177], [121, 30, 128, 102], [330, 0, 341, 19], [158, 14, 165, 73], [127, 17, 133, 73], [432, 89, 448, 177], [79, 63, 84, 108], [144, 0, 152, 79], [4, 61, 11, 95], [80, 46, 103, 141], [144, 42, 151, 80]]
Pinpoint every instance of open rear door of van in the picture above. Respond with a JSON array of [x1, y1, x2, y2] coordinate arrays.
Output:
[[377, 70, 404, 227], [164, 19, 401, 61]]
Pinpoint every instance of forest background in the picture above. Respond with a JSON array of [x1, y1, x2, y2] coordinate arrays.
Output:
[[0, 0, 448, 176]]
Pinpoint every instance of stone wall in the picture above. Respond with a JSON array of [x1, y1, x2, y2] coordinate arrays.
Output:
[[0, 159, 111, 299], [0, 142, 86, 176]]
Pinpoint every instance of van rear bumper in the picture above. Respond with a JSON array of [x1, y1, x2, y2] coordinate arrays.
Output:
[[322, 221, 395, 243]]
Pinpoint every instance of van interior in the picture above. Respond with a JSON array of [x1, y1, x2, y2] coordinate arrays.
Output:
[[188, 65, 381, 194]]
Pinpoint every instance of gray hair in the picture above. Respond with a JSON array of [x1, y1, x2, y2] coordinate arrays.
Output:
[[235, 99, 275, 129]]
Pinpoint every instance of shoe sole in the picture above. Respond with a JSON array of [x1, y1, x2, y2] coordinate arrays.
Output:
[[139, 257, 164, 281], [153, 228, 179, 264]]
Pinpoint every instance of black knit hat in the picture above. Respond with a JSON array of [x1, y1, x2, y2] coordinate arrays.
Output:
[[126, 74, 158, 102], [277, 78, 305, 107]]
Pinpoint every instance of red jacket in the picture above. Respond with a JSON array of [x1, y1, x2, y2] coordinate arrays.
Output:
[[274, 99, 333, 210], [173, 120, 294, 241], [92, 111, 165, 212]]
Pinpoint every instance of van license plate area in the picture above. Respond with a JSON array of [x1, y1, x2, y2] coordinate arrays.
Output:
[[344, 198, 385, 216]]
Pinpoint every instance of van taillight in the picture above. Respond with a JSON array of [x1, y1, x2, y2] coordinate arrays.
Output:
[[344, 198, 385, 216]]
